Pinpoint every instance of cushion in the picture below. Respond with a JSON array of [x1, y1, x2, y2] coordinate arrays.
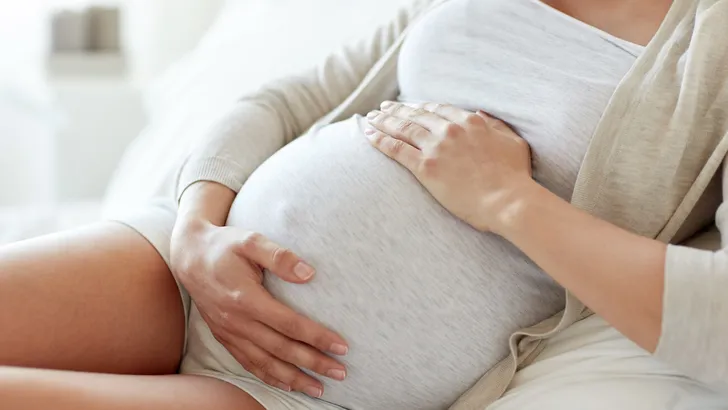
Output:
[[0, 201, 103, 245], [103, 0, 413, 216]]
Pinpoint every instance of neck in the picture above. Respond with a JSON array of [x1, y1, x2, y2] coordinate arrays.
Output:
[[539, 0, 673, 46]]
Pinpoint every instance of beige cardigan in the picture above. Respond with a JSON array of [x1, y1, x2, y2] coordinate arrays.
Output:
[[176, 0, 728, 407]]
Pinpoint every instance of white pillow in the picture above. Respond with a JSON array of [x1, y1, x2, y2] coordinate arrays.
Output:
[[104, 0, 413, 216], [0, 201, 103, 245]]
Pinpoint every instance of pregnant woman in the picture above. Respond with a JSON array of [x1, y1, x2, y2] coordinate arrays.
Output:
[[1, 0, 727, 409]]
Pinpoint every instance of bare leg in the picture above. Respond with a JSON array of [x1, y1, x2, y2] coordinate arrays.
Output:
[[0, 366, 264, 410], [0, 223, 184, 375]]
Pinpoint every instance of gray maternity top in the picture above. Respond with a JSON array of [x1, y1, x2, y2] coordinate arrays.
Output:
[[192, 0, 642, 408]]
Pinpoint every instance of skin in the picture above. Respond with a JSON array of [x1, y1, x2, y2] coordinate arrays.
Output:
[[0, 224, 263, 409], [542, 0, 671, 47], [362, 0, 676, 354], [172, 182, 349, 398], [365, 103, 667, 353], [0, 223, 184, 375], [0, 0, 674, 407]]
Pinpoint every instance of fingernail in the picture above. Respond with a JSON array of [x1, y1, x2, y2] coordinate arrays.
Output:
[[364, 128, 376, 135], [304, 386, 323, 398], [327, 369, 347, 381], [478, 110, 494, 124], [478, 110, 495, 122], [275, 382, 291, 392], [329, 343, 349, 356], [381, 101, 395, 110], [366, 111, 379, 120], [294, 262, 315, 280]]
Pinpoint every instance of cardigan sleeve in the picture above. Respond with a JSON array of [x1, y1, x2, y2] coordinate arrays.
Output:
[[656, 158, 728, 391], [175, 1, 435, 200]]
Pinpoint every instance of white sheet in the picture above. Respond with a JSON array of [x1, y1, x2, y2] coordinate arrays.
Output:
[[0, 201, 102, 245], [489, 315, 728, 410]]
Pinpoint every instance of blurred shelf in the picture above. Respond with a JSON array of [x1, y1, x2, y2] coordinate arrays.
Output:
[[47, 52, 126, 79]]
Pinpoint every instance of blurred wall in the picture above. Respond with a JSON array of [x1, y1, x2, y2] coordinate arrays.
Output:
[[0, 1, 54, 205], [123, 0, 225, 84], [0, 0, 226, 205]]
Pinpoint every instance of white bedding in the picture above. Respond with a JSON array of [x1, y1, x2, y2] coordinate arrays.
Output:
[[0, 201, 102, 245], [103, 0, 414, 215], [3, 0, 413, 243]]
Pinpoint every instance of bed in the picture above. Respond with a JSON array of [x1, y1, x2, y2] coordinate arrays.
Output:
[[1, 0, 411, 244]]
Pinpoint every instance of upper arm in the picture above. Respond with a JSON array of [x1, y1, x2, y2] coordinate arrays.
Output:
[[175, 0, 438, 199]]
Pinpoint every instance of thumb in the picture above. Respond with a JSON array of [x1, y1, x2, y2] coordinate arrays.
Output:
[[233, 232, 316, 284]]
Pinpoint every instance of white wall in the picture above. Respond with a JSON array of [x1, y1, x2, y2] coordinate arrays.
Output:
[[123, 0, 225, 84], [0, 2, 47, 92], [51, 78, 146, 201], [0, 0, 225, 205], [0, 97, 56, 205], [0, 1, 54, 205]]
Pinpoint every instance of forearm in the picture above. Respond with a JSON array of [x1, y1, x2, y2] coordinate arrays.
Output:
[[496, 182, 668, 352], [176, 103, 287, 200]]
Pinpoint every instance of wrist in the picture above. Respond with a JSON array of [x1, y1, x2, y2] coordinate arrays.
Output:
[[171, 211, 219, 278], [177, 181, 236, 227], [173, 213, 215, 241], [170, 215, 209, 269], [487, 178, 544, 237]]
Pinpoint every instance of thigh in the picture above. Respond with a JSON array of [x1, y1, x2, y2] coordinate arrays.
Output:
[[0, 366, 264, 410], [0, 222, 185, 375]]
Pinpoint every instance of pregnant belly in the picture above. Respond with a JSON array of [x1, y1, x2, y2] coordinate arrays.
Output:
[[227, 116, 564, 410]]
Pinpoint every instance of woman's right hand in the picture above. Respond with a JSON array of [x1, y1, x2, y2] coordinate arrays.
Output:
[[170, 216, 348, 398]]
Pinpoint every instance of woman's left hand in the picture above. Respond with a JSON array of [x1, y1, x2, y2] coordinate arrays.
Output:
[[366, 101, 535, 234]]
